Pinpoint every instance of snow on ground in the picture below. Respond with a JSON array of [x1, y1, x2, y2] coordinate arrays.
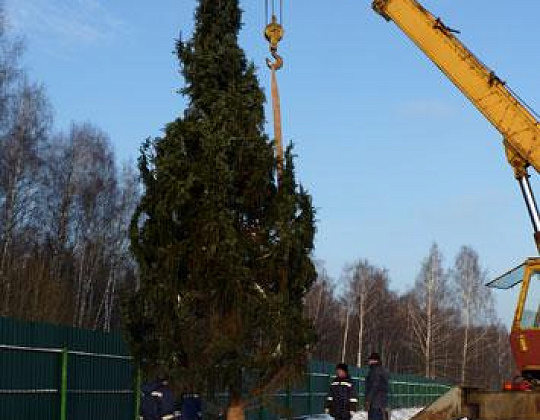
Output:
[[304, 409, 424, 420], [353, 408, 422, 420], [353, 408, 423, 420]]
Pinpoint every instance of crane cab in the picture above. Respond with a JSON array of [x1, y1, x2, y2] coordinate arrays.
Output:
[[488, 258, 540, 381]]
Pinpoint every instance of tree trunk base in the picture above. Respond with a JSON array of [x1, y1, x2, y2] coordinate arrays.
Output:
[[227, 401, 245, 420]]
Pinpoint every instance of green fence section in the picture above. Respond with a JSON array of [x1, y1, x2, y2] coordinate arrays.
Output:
[[309, 360, 452, 410], [0, 317, 136, 420], [239, 360, 451, 420], [0, 317, 452, 420]]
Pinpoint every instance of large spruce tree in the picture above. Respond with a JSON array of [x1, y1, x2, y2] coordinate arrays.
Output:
[[124, 0, 316, 417]]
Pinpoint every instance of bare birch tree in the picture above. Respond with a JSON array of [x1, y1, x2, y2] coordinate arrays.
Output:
[[0, 82, 51, 313], [410, 243, 449, 378], [343, 260, 387, 367], [305, 262, 343, 362], [451, 246, 494, 385]]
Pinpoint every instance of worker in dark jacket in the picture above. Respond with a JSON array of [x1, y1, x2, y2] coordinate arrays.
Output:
[[181, 391, 203, 420], [364, 353, 389, 420], [325, 363, 358, 420], [140, 377, 176, 420]]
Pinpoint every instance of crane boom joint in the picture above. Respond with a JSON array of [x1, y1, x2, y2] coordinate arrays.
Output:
[[433, 18, 460, 35], [488, 71, 506, 87]]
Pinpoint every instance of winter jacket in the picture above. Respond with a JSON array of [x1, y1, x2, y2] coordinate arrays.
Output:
[[181, 393, 203, 420], [364, 364, 389, 410], [325, 376, 358, 419], [140, 381, 176, 420]]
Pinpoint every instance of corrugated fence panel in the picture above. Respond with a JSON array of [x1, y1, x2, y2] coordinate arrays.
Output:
[[0, 346, 60, 419], [67, 352, 134, 420], [0, 318, 63, 420], [0, 317, 134, 420]]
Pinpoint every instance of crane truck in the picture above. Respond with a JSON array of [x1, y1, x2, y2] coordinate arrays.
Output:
[[371, 0, 540, 418]]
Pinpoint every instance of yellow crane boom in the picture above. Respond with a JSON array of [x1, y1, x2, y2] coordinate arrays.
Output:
[[372, 0, 540, 249]]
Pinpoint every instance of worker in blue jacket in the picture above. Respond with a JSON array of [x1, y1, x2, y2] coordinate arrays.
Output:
[[181, 391, 203, 420], [365, 353, 389, 420], [140, 376, 176, 420], [325, 363, 358, 420]]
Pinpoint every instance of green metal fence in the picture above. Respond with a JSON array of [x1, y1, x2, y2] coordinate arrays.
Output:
[[0, 317, 452, 420], [240, 360, 452, 420], [0, 317, 136, 420]]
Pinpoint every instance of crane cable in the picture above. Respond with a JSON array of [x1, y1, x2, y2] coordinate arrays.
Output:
[[264, 0, 285, 184]]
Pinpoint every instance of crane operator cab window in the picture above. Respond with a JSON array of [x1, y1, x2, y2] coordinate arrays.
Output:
[[486, 261, 540, 330], [521, 270, 540, 329]]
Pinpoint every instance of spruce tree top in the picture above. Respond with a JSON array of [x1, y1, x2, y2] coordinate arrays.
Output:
[[178, 0, 265, 133]]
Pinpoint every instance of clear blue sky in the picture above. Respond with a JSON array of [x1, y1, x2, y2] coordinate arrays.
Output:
[[7, 0, 540, 324]]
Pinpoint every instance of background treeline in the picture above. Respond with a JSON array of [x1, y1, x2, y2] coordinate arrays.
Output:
[[305, 243, 513, 389], [0, 8, 138, 330]]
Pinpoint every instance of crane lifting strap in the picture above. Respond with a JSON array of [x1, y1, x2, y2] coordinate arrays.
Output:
[[264, 2, 285, 184], [269, 63, 283, 183]]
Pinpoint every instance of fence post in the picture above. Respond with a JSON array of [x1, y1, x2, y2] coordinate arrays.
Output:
[[259, 395, 264, 420], [307, 371, 312, 416], [60, 348, 68, 420], [286, 382, 292, 420], [134, 368, 142, 420], [359, 375, 364, 410]]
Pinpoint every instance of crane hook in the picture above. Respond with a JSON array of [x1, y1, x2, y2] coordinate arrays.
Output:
[[264, 15, 284, 71], [266, 49, 283, 71]]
